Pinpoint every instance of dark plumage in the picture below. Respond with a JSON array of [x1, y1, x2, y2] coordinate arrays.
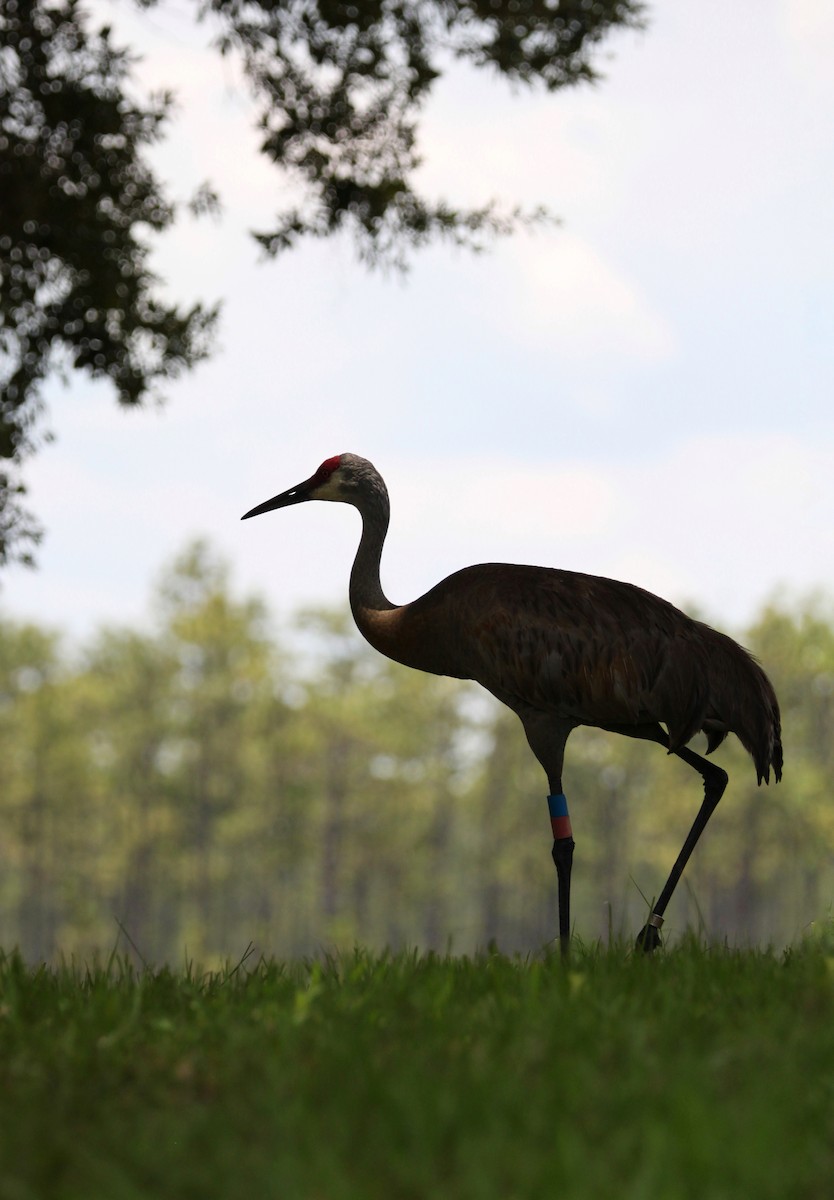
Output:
[[243, 453, 783, 952]]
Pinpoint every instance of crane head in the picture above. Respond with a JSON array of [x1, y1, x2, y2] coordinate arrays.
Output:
[[241, 453, 376, 520]]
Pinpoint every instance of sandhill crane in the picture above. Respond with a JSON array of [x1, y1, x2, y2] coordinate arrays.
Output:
[[242, 453, 783, 953]]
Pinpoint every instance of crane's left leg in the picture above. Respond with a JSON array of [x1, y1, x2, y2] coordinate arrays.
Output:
[[519, 714, 576, 957], [549, 793, 575, 956]]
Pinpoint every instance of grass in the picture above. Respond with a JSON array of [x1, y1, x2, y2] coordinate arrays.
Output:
[[1, 937, 834, 1199]]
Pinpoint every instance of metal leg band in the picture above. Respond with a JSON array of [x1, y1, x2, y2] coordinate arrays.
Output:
[[647, 913, 664, 929]]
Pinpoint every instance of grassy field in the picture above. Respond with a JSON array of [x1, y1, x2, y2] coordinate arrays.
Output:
[[1, 937, 833, 1199]]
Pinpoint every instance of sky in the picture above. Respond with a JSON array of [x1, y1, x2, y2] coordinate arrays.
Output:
[[4, 0, 834, 648]]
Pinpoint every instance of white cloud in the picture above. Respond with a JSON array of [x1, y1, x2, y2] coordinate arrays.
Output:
[[378, 433, 834, 631], [7, 414, 833, 647], [784, 0, 834, 88], [600, 433, 834, 624], [391, 455, 619, 557], [492, 232, 676, 361]]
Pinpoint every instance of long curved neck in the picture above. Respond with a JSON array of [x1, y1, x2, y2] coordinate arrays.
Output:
[[345, 467, 455, 678], [348, 476, 396, 621]]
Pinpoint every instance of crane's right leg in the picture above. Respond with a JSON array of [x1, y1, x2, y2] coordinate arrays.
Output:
[[635, 740, 728, 951], [519, 714, 576, 958], [600, 722, 728, 951]]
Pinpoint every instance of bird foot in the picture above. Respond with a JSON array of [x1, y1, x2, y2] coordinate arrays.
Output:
[[635, 923, 663, 953]]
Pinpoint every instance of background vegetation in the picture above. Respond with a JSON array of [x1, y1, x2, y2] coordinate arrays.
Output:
[[0, 538, 830, 966]]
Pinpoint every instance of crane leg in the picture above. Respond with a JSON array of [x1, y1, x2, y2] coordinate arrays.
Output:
[[635, 743, 728, 951], [601, 723, 728, 951], [518, 714, 576, 957], [551, 825, 575, 958]]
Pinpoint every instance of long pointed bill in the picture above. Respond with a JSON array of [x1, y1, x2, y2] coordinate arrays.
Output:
[[241, 480, 312, 520]]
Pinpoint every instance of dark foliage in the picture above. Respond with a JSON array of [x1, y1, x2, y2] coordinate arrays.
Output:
[[0, 0, 218, 565], [202, 0, 645, 266]]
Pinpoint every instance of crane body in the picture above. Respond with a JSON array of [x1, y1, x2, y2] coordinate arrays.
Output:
[[243, 453, 783, 952]]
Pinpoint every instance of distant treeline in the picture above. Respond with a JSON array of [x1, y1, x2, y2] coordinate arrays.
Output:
[[1, 541, 831, 964]]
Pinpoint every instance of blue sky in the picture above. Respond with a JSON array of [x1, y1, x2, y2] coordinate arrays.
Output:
[[4, 0, 833, 644]]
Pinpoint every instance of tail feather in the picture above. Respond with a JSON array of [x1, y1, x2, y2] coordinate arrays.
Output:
[[698, 623, 783, 785]]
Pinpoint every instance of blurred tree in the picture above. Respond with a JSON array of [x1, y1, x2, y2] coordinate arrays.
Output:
[[285, 606, 479, 950], [78, 625, 181, 960], [724, 597, 834, 941], [0, 618, 92, 960], [151, 539, 285, 955], [5, 542, 830, 961], [1, 0, 644, 568]]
